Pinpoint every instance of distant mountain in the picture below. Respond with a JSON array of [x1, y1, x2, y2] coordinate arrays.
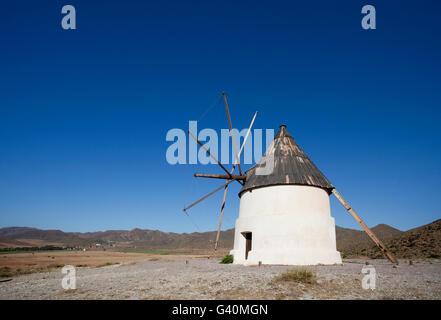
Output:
[[73, 228, 235, 249], [336, 224, 403, 258], [364, 219, 441, 259], [0, 226, 234, 249], [0, 227, 40, 238], [0, 227, 104, 247], [0, 220, 439, 259], [0, 236, 31, 248]]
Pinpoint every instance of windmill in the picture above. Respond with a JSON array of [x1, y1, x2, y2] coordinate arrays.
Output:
[[184, 93, 398, 265]]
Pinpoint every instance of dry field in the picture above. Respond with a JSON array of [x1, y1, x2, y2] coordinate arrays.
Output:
[[0, 249, 228, 277], [0, 251, 440, 300], [1, 249, 224, 267]]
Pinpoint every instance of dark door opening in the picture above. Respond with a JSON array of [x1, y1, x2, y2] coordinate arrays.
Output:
[[242, 232, 252, 260]]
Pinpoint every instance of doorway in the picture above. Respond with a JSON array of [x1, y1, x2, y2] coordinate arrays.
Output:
[[242, 232, 252, 260]]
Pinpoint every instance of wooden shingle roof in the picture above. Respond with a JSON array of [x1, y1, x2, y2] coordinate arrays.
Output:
[[239, 125, 334, 197]]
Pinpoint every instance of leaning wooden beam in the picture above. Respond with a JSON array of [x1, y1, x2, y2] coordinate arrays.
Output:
[[235, 111, 258, 167], [215, 184, 229, 250], [214, 111, 258, 250], [332, 189, 398, 264], [194, 174, 246, 180], [183, 178, 239, 212], [222, 92, 243, 176]]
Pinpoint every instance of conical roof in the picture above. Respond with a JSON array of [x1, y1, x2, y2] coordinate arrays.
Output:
[[239, 125, 334, 197]]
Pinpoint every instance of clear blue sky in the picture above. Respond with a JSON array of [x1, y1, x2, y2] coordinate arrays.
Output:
[[0, 0, 440, 233]]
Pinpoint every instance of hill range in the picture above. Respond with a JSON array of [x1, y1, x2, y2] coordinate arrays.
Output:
[[0, 220, 439, 259]]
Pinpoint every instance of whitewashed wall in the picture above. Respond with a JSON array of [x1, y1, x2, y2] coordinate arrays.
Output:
[[230, 185, 342, 265]]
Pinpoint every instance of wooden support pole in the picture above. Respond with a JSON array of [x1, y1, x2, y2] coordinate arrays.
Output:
[[194, 174, 246, 180], [222, 92, 243, 176], [189, 129, 244, 186], [214, 111, 258, 251], [188, 130, 233, 179], [215, 184, 229, 250], [183, 178, 239, 212], [332, 189, 398, 264]]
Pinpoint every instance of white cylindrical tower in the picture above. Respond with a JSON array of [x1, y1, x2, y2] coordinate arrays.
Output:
[[230, 125, 342, 265]]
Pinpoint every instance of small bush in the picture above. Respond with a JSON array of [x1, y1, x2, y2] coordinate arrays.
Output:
[[220, 254, 233, 264], [274, 268, 317, 284], [0, 266, 13, 278], [0, 263, 65, 279], [96, 262, 118, 268], [61, 289, 78, 294]]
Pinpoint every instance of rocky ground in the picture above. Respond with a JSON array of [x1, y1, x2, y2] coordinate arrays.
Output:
[[1, 257, 440, 300]]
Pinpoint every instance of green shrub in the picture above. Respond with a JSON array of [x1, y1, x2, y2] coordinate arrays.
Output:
[[0, 266, 13, 278], [273, 268, 317, 284], [220, 254, 233, 264]]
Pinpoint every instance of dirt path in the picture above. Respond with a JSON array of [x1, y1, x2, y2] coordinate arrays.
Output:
[[1, 258, 440, 299]]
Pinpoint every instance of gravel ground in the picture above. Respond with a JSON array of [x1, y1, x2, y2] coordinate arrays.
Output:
[[1, 258, 440, 300]]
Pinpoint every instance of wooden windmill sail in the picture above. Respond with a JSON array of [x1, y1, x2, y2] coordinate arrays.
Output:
[[184, 93, 398, 265]]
